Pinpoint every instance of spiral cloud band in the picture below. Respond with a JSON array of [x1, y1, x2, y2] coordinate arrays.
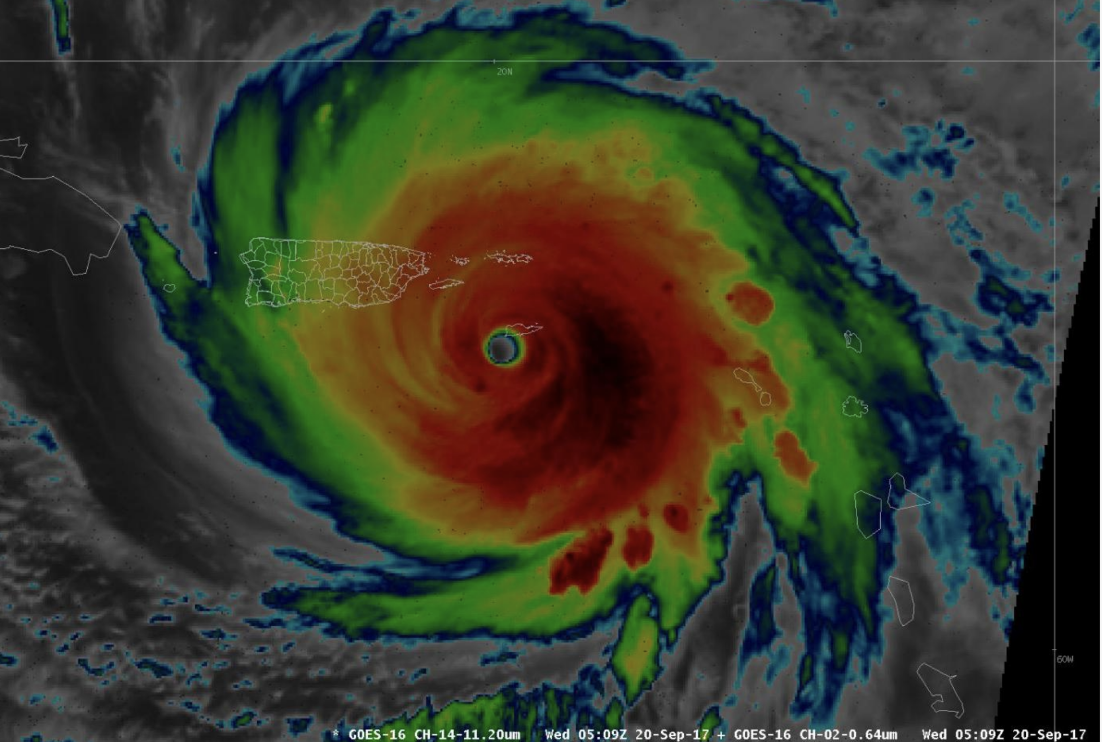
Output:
[[126, 7, 1016, 724]]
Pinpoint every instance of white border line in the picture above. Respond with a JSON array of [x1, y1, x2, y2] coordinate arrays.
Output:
[[916, 662, 966, 719], [887, 576, 916, 627], [0, 137, 28, 160], [0, 166, 122, 276]]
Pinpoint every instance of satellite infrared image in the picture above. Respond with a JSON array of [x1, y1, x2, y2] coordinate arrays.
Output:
[[0, 0, 1098, 740]]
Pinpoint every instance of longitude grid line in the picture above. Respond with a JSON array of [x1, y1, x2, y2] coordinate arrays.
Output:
[[1050, 0, 1057, 732]]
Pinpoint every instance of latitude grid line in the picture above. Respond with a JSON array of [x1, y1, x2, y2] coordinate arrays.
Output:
[[0, 58, 1091, 63]]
